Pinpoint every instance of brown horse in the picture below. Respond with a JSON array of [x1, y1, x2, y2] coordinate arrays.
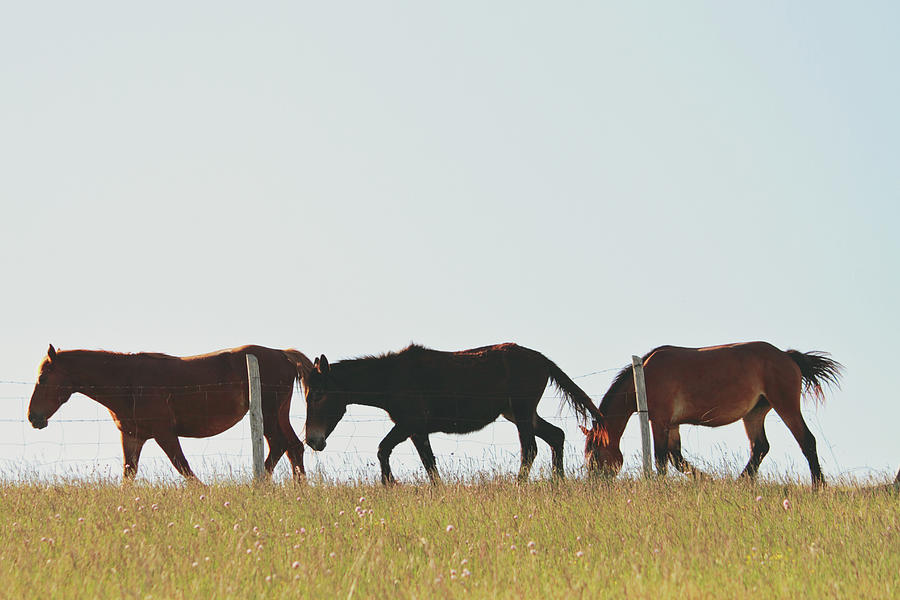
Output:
[[302, 343, 602, 484], [583, 342, 842, 486], [27, 344, 313, 482]]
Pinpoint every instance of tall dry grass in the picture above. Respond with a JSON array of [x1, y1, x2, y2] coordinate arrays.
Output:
[[1, 474, 897, 599]]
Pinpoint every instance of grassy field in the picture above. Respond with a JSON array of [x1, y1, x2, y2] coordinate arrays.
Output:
[[1, 475, 897, 599]]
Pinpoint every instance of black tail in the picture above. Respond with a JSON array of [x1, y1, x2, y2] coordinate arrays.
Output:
[[546, 360, 603, 424], [785, 350, 843, 404]]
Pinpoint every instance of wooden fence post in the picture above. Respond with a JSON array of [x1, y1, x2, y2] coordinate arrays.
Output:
[[246, 354, 265, 482], [632, 355, 653, 478]]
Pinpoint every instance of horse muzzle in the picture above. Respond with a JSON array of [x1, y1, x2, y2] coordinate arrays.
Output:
[[29, 415, 48, 429], [306, 436, 326, 452]]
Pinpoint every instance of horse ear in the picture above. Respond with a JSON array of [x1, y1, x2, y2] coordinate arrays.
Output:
[[318, 355, 329, 374], [47, 344, 57, 362]]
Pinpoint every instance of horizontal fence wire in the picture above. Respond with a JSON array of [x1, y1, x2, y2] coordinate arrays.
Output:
[[1, 367, 625, 483], [0, 366, 849, 484]]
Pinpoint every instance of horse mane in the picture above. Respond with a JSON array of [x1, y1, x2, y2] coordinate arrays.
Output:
[[366, 343, 430, 361], [598, 364, 635, 413], [587, 423, 609, 446], [598, 346, 666, 414], [345, 343, 518, 364], [55, 349, 186, 361], [593, 345, 671, 445], [301, 345, 425, 385]]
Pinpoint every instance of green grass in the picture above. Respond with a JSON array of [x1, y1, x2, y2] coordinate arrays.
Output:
[[1, 475, 897, 599]]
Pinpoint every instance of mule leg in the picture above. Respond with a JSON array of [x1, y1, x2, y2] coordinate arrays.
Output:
[[121, 432, 147, 481], [534, 416, 565, 478], [514, 419, 539, 482], [740, 398, 772, 480], [155, 433, 199, 481], [410, 433, 441, 484], [377, 424, 411, 485]]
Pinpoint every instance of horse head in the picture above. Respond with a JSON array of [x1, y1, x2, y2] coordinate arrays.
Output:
[[581, 419, 622, 477], [302, 354, 347, 451], [28, 345, 75, 429]]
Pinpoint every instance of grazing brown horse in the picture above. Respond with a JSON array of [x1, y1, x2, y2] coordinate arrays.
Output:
[[582, 342, 842, 486], [27, 344, 313, 482], [302, 343, 602, 484]]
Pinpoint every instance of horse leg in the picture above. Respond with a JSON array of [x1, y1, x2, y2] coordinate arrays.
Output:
[[410, 433, 441, 484], [121, 432, 146, 481], [263, 433, 286, 480], [650, 420, 670, 477], [514, 419, 539, 482], [534, 416, 565, 478], [740, 398, 772, 480], [279, 423, 306, 483], [667, 427, 705, 479], [273, 387, 305, 482], [155, 433, 199, 481], [768, 385, 824, 487], [259, 390, 288, 479], [776, 407, 824, 487], [377, 424, 410, 486]]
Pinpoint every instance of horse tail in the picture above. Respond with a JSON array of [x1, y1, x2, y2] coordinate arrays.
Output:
[[784, 349, 843, 404], [282, 349, 314, 386], [545, 359, 603, 424]]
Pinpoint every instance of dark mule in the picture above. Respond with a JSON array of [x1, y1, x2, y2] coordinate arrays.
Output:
[[302, 343, 602, 484], [583, 342, 842, 486], [28, 344, 313, 482]]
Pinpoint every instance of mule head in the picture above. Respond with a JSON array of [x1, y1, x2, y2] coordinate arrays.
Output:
[[303, 355, 347, 451], [28, 345, 75, 429], [581, 419, 623, 477]]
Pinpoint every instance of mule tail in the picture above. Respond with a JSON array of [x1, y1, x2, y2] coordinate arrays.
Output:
[[546, 360, 603, 424], [785, 350, 843, 404]]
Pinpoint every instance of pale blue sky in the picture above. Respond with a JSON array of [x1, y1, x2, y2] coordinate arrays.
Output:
[[2, 3, 898, 482]]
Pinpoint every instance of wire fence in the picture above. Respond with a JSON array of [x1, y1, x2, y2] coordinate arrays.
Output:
[[0, 368, 860, 485]]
